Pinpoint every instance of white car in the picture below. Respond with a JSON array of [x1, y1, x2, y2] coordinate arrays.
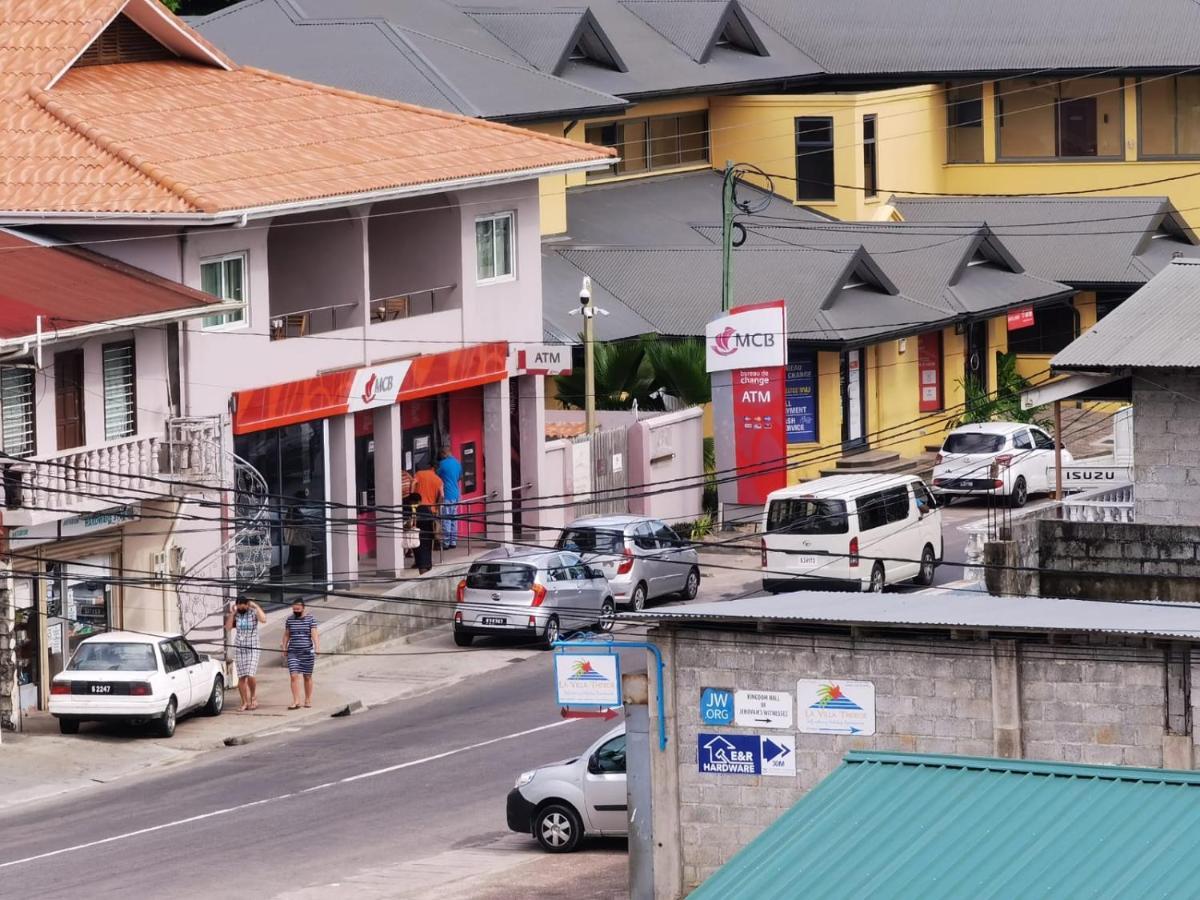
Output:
[[49, 631, 224, 737], [932, 422, 1072, 507], [506, 725, 627, 852]]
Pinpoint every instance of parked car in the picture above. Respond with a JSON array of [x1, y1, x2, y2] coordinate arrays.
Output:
[[507, 724, 627, 853], [762, 473, 943, 593], [49, 631, 224, 737], [932, 422, 1072, 507], [556, 515, 700, 611], [453, 547, 615, 648]]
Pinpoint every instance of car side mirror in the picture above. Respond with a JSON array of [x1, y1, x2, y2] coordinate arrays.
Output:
[[587, 567, 604, 580], [587, 752, 601, 775]]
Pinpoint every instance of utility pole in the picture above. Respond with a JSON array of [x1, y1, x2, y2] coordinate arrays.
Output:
[[580, 276, 597, 433], [721, 161, 736, 312]]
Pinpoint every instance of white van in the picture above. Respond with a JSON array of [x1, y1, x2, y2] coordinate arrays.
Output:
[[761, 474, 943, 593]]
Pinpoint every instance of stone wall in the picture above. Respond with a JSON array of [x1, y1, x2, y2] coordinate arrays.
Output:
[[653, 626, 1194, 896], [1036, 519, 1200, 602], [1132, 371, 1200, 524], [0, 572, 13, 731]]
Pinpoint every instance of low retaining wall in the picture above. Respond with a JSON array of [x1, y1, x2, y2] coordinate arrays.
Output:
[[324, 568, 467, 654]]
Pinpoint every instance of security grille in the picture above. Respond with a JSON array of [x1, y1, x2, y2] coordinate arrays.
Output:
[[0, 366, 34, 457], [103, 343, 137, 440]]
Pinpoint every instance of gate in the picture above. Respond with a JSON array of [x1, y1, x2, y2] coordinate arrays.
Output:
[[572, 427, 628, 518]]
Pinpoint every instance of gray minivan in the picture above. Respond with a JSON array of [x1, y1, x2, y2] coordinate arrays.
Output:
[[557, 515, 700, 611], [453, 546, 615, 648]]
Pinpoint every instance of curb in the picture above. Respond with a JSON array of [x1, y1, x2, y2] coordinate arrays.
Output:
[[221, 698, 366, 747]]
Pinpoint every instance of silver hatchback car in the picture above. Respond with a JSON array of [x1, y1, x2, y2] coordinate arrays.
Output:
[[453, 546, 615, 648], [556, 515, 700, 611]]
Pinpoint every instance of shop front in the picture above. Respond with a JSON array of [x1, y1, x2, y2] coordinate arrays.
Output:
[[232, 342, 516, 582], [8, 508, 130, 715]]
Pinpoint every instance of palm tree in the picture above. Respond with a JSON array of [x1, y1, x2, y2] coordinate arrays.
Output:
[[553, 337, 660, 410], [643, 337, 711, 406]]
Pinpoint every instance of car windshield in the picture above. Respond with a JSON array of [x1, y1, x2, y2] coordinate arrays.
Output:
[[68, 642, 156, 672], [766, 498, 849, 535], [556, 527, 624, 554], [466, 563, 536, 591], [943, 433, 1005, 454]]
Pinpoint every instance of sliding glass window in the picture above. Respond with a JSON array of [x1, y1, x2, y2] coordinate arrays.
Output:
[[1139, 75, 1200, 158], [996, 78, 1123, 160]]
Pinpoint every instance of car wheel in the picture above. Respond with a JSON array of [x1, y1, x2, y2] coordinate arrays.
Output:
[[915, 545, 937, 586], [156, 698, 177, 738], [598, 598, 616, 633], [204, 675, 224, 716], [630, 582, 648, 612], [681, 567, 700, 601], [1010, 476, 1028, 509], [542, 615, 561, 650], [868, 563, 886, 593], [535, 803, 583, 853], [58, 718, 80, 735], [453, 628, 474, 648]]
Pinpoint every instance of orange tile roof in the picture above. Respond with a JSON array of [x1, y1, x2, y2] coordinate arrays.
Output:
[[546, 422, 589, 440], [0, 1, 614, 217]]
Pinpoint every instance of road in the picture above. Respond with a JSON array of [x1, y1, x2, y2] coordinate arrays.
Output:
[[0, 645, 638, 900]]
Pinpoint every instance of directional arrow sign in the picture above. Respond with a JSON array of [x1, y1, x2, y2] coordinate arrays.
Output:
[[759, 734, 796, 777], [734, 690, 793, 729]]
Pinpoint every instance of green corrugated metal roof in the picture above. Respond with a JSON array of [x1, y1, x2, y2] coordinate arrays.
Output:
[[691, 751, 1200, 900]]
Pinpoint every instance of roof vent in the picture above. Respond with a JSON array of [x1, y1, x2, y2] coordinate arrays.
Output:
[[74, 13, 176, 68]]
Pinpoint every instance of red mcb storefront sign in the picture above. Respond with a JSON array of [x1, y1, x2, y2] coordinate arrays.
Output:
[[232, 342, 509, 435]]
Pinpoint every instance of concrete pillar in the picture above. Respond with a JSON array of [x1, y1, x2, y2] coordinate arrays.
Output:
[[517, 374, 547, 539], [373, 403, 405, 578], [1164, 643, 1193, 768], [649, 628, 682, 900], [623, 672, 653, 900], [990, 639, 1022, 759], [483, 378, 513, 544], [327, 413, 358, 587]]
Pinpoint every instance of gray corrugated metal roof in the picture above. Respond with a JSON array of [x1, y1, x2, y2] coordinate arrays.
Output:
[[742, 0, 1200, 73], [1053, 258, 1200, 370], [542, 247, 659, 343], [621, 1, 733, 63], [463, 8, 585, 72], [195, 0, 627, 120], [894, 196, 1200, 286], [621, 588, 1200, 640]]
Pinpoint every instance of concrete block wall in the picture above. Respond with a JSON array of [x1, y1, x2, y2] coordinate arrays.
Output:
[[1132, 372, 1200, 524], [1037, 519, 1200, 602], [656, 627, 1191, 894]]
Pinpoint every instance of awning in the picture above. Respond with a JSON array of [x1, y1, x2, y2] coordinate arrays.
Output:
[[232, 342, 508, 434], [1020, 373, 1131, 410]]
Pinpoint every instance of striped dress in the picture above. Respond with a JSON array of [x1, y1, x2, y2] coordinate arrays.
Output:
[[233, 610, 260, 677], [285, 613, 317, 675]]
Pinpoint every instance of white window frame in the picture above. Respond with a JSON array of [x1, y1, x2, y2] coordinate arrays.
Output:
[[475, 212, 516, 285], [0, 365, 35, 458], [102, 341, 137, 441], [199, 251, 249, 330]]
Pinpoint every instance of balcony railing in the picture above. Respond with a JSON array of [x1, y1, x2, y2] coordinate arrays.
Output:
[[371, 284, 458, 322], [1061, 482, 1135, 523], [2, 417, 227, 525], [269, 302, 359, 341]]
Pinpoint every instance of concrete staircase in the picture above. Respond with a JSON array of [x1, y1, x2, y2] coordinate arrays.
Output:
[[820, 447, 938, 480]]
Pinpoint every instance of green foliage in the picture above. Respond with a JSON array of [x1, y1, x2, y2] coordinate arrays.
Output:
[[643, 337, 711, 406], [159, 0, 241, 14], [553, 336, 710, 411], [670, 513, 714, 541], [956, 351, 1047, 426]]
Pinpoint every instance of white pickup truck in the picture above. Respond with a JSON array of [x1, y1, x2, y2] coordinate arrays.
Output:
[[1053, 407, 1132, 492]]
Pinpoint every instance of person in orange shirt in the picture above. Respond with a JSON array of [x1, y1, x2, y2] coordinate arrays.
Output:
[[412, 461, 443, 574]]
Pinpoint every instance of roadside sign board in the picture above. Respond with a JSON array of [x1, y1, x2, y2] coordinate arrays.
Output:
[[698, 733, 797, 776], [700, 688, 734, 726], [760, 735, 796, 777], [734, 689, 793, 729], [554, 653, 621, 708], [797, 679, 876, 736]]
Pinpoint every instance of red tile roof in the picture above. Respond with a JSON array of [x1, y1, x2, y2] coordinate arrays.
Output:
[[0, 230, 220, 339], [0, 0, 614, 216]]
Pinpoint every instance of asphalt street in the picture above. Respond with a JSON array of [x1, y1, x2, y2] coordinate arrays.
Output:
[[0, 645, 639, 900]]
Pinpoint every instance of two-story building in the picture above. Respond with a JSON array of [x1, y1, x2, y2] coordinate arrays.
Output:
[[0, 0, 612, 720], [199, 0, 1200, 476]]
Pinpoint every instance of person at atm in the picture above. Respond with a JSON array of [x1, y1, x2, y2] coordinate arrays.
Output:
[[436, 447, 463, 550], [412, 460, 443, 574]]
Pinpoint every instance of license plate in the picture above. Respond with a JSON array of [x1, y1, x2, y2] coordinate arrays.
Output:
[[90, 684, 112, 694], [793, 555, 820, 567], [481, 616, 507, 626]]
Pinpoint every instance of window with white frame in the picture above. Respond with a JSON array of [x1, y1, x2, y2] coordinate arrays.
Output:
[[200, 253, 247, 328], [102, 341, 137, 440], [0, 366, 35, 457], [475, 213, 515, 283]]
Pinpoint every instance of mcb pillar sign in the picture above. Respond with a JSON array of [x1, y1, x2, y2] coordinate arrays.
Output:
[[706, 300, 788, 506]]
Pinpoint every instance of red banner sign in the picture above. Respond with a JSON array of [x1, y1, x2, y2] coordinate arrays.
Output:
[[233, 342, 508, 434], [732, 367, 787, 505], [917, 332, 942, 413], [1007, 306, 1035, 331]]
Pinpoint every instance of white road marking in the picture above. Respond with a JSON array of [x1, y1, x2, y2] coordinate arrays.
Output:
[[0, 719, 576, 870]]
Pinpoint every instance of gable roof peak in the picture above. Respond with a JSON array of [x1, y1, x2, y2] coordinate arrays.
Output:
[[464, 6, 626, 74], [621, 0, 767, 64]]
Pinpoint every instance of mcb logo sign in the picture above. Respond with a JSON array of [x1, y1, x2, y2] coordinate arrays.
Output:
[[705, 301, 787, 373]]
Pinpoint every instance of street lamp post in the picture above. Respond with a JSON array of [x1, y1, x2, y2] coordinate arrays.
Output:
[[581, 276, 596, 434]]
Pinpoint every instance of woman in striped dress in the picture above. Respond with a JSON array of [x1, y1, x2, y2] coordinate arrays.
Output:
[[225, 596, 266, 711], [283, 599, 319, 710]]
